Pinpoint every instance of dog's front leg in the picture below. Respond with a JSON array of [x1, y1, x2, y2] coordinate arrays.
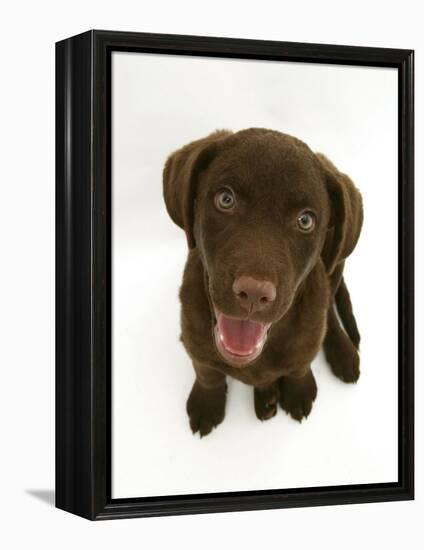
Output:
[[278, 367, 317, 422], [186, 363, 227, 437]]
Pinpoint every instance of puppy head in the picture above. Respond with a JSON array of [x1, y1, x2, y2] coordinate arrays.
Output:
[[163, 128, 363, 367]]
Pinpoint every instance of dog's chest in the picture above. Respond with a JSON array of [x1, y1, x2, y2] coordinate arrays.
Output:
[[223, 336, 310, 386]]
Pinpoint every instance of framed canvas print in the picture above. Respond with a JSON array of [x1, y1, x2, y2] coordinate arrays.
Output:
[[55, 30, 414, 520]]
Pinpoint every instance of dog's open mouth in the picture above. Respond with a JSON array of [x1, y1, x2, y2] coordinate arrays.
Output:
[[213, 311, 271, 367]]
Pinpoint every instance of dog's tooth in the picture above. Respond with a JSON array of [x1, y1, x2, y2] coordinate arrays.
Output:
[[255, 336, 266, 350]]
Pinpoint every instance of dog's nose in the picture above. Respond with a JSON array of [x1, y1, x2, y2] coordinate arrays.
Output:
[[233, 276, 276, 313]]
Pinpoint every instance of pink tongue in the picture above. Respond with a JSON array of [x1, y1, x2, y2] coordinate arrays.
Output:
[[217, 314, 266, 356]]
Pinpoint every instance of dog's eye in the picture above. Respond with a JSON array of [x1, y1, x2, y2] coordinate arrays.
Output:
[[297, 211, 316, 232], [215, 188, 235, 211]]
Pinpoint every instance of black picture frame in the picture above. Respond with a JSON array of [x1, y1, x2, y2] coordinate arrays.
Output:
[[55, 29, 414, 520]]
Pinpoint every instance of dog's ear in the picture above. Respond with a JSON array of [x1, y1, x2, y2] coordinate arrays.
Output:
[[163, 130, 232, 248], [317, 153, 363, 275]]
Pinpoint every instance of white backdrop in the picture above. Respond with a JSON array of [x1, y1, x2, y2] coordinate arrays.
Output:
[[112, 53, 398, 498], [1, 0, 422, 548]]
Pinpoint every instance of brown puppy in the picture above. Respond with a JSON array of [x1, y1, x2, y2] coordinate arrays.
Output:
[[163, 128, 363, 436]]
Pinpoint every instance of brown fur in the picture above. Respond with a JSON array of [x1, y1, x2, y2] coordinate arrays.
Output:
[[163, 128, 363, 436]]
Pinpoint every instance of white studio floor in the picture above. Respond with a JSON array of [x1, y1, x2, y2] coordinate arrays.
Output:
[[111, 52, 399, 498]]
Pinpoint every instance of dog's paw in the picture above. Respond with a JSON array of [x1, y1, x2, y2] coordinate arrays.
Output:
[[330, 350, 360, 383], [279, 370, 317, 422], [325, 335, 360, 383], [254, 384, 280, 421], [186, 381, 226, 437]]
